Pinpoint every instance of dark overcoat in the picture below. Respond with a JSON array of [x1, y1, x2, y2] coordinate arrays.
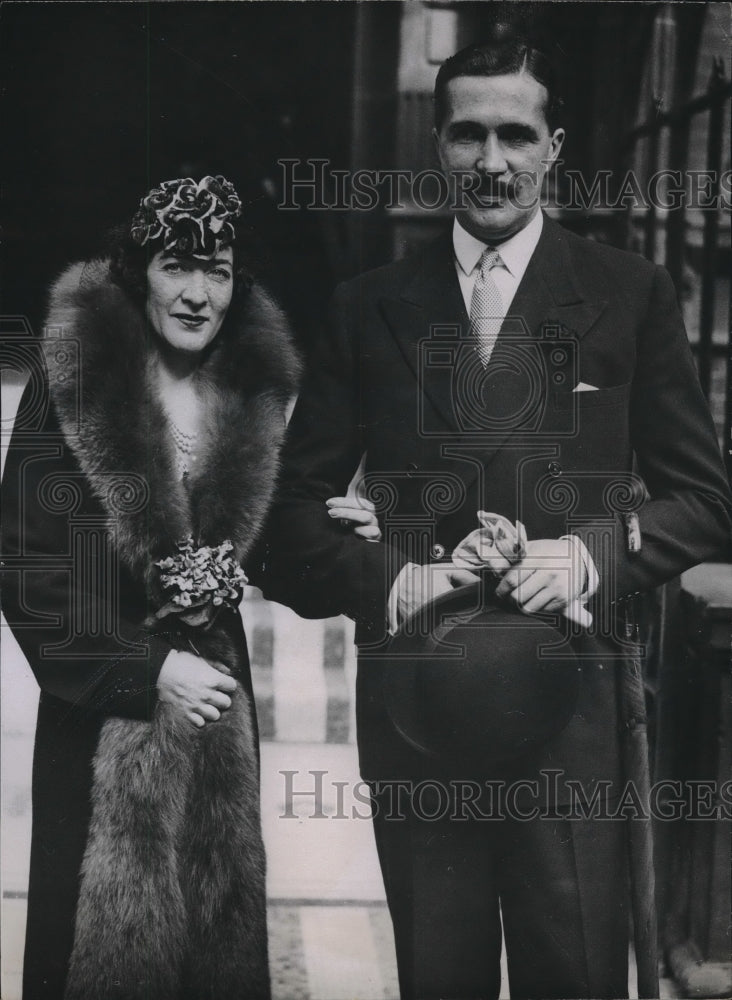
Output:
[[1, 260, 300, 999], [262, 216, 732, 795]]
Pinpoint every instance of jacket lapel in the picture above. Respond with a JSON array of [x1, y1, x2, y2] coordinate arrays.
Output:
[[381, 218, 607, 479], [504, 215, 607, 349], [380, 232, 470, 433], [474, 217, 607, 470]]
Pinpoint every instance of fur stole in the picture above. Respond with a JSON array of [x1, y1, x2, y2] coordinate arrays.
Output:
[[44, 259, 300, 592], [43, 260, 300, 1000]]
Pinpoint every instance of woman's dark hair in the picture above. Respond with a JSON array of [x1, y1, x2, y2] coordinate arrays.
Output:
[[434, 37, 563, 132], [107, 222, 259, 303]]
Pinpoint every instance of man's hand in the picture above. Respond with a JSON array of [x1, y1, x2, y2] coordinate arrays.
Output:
[[396, 564, 479, 622], [157, 650, 238, 728], [494, 538, 587, 616]]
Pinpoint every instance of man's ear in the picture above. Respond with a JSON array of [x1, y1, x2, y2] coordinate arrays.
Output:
[[546, 128, 565, 166]]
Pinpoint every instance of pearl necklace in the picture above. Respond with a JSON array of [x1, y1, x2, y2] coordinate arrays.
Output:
[[169, 419, 198, 477]]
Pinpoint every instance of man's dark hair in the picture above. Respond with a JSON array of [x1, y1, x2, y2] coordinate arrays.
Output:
[[434, 38, 563, 132]]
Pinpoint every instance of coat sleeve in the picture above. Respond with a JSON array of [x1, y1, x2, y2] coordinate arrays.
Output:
[[257, 282, 407, 639], [1, 382, 172, 721], [575, 264, 732, 602]]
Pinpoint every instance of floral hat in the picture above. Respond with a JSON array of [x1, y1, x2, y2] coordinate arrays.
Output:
[[130, 175, 242, 256]]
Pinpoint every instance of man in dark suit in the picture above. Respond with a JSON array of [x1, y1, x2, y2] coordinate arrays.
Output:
[[262, 36, 732, 1000]]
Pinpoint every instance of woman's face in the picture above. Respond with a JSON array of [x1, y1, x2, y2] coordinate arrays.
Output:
[[145, 247, 234, 355]]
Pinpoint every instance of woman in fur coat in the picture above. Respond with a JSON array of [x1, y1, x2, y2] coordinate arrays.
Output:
[[1, 175, 376, 1000]]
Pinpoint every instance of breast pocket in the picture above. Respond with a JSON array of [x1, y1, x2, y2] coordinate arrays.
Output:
[[549, 382, 633, 474], [552, 382, 632, 411]]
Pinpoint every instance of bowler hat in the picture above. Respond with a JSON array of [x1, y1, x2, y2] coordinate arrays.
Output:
[[382, 582, 580, 764]]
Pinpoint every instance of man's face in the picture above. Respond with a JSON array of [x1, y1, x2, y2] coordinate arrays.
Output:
[[434, 71, 564, 243]]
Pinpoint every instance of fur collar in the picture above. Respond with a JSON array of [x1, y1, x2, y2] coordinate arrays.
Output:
[[44, 260, 300, 592]]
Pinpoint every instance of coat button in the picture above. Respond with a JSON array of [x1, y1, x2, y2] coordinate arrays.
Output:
[[547, 461, 563, 477], [431, 543, 446, 559]]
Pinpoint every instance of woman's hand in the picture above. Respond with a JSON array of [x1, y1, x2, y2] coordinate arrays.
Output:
[[157, 649, 237, 728], [326, 496, 382, 541]]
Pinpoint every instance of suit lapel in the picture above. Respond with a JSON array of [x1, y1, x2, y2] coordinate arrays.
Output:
[[474, 217, 607, 470], [505, 216, 607, 347], [381, 219, 607, 478], [380, 232, 470, 433], [381, 218, 606, 440]]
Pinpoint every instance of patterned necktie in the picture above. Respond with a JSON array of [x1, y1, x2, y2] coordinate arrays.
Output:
[[470, 247, 503, 367]]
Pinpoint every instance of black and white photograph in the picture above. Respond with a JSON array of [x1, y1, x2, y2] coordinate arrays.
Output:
[[1, 3, 730, 998]]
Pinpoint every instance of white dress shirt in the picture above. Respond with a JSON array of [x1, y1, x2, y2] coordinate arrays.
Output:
[[453, 209, 544, 317], [387, 211, 598, 632]]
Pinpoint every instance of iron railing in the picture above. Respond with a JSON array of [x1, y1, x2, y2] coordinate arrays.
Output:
[[623, 58, 731, 478]]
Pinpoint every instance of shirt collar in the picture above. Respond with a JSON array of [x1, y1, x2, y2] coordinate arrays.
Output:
[[453, 210, 544, 281]]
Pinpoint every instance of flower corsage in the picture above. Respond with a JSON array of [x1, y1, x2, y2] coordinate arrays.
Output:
[[155, 536, 248, 628]]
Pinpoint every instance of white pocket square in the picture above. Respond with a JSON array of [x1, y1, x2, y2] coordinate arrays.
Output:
[[572, 382, 599, 392]]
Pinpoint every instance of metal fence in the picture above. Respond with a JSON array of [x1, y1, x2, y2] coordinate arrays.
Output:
[[623, 57, 731, 478]]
